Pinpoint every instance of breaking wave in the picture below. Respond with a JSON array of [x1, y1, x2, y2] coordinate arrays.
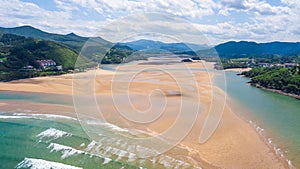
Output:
[[36, 128, 72, 143], [15, 158, 82, 169], [0, 113, 76, 121]]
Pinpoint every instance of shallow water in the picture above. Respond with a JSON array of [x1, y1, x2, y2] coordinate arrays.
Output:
[[217, 72, 300, 168], [0, 113, 203, 169], [0, 115, 144, 169], [0, 91, 73, 106]]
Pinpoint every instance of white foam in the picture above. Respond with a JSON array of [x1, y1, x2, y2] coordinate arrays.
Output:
[[287, 160, 292, 167], [157, 155, 191, 169], [136, 145, 158, 156], [248, 120, 296, 169], [255, 126, 264, 135], [85, 140, 98, 151], [0, 113, 76, 121], [85, 140, 137, 163], [84, 140, 197, 168], [274, 147, 282, 155], [13, 113, 77, 120], [267, 138, 272, 144], [127, 153, 136, 162], [0, 115, 32, 119], [15, 157, 82, 169], [48, 143, 84, 159], [87, 121, 128, 132], [49, 142, 112, 165], [103, 158, 112, 164], [83, 138, 200, 168], [37, 128, 72, 143]]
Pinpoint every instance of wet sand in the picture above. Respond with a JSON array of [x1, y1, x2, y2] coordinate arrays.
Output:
[[225, 68, 252, 72], [0, 61, 286, 169]]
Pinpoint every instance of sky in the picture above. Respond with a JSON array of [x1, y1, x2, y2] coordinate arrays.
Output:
[[0, 0, 300, 45]]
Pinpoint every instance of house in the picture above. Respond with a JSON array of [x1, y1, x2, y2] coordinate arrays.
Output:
[[23, 65, 34, 69], [283, 63, 299, 68], [274, 63, 284, 67], [36, 59, 56, 69], [257, 63, 270, 67], [56, 65, 63, 71]]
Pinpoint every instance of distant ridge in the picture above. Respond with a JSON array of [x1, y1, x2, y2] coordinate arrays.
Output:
[[122, 39, 210, 51], [214, 41, 300, 58], [0, 26, 111, 53], [1, 26, 300, 59], [0, 25, 87, 41]]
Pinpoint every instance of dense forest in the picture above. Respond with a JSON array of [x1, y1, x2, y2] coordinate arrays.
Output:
[[242, 67, 300, 96], [101, 44, 135, 64]]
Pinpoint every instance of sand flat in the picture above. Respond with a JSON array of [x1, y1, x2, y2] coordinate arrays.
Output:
[[0, 61, 286, 169]]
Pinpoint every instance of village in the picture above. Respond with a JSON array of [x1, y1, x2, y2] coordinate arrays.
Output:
[[23, 59, 63, 71]]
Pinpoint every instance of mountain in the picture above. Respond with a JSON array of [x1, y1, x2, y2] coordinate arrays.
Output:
[[2, 26, 300, 63], [213, 41, 300, 58], [260, 42, 300, 56], [0, 33, 94, 71], [0, 26, 112, 57], [121, 39, 209, 55]]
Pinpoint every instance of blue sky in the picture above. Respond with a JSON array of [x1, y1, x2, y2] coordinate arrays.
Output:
[[0, 0, 299, 45]]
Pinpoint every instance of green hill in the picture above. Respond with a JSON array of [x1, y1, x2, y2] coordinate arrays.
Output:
[[0, 26, 113, 61], [0, 33, 95, 71]]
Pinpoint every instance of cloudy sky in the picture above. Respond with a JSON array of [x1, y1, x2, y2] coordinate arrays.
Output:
[[0, 0, 299, 45]]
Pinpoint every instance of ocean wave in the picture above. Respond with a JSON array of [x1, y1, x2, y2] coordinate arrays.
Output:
[[13, 113, 77, 120], [85, 140, 199, 168], [48, 143, 85, 159], [86, 121, 129, 132], [157, 155, 200, 169], [48, 142, 113, 165], [37, 128, 72, 143], [0, 113, 76, 121], [85, 139, 141, 162], [15, 158, 82, 169], [0, 115, 33, 119]]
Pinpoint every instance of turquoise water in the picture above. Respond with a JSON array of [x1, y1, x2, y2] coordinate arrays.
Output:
[[0, 91, 72, 106], [0, 92, 197, 168], [0, 116, 141, 169], [217, 72, 300, 168]]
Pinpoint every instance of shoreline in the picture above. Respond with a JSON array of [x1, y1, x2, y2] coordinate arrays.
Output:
[[251, 83, 300, 100], [0, 61, 288, 168], [225, 67, 252, 72], [225, 95, 295, 169]]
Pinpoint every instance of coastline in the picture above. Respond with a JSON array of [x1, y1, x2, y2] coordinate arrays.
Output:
[[225, 67, 252, 72], [252, 83, 300, 100], [0, 61, 288, 168], [224, 95, 295, 169]]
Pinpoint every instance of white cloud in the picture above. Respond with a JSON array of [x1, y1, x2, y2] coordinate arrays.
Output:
[[55, 0, 217, 19], [0, 0, 106, 36], [0, 0, 299, 45], [217, 0, 290, 16]]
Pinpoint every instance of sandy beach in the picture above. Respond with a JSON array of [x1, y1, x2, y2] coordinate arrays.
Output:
[[225, 68, 252, 73], [0, 61, 286, 168]]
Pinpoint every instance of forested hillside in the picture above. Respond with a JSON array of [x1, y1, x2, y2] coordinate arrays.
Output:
[[242, 67, 300, 96], [0, 33, 95, 81]]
